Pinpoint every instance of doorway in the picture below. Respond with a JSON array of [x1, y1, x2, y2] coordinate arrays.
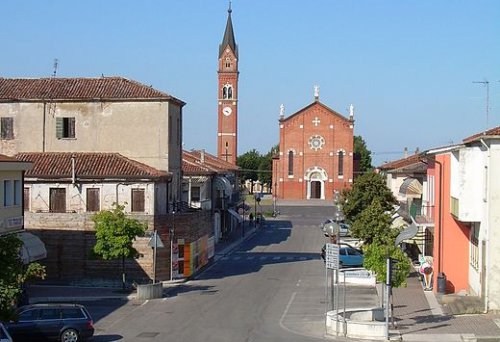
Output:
[[311, 181, 321, 199]]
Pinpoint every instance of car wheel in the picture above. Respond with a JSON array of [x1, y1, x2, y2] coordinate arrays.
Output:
[[61, 328, 79, 342]]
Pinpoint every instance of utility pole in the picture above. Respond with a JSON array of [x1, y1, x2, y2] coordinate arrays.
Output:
[[473, 80, 490, 127]]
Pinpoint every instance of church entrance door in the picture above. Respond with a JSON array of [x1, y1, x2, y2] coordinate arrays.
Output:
[[311, 181, 321, 199]]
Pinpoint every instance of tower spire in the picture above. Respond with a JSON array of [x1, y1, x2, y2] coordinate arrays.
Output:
[[219, 2, 237, 58]]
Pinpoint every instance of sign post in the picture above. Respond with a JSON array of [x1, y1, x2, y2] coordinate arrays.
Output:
[[148, 230, 165, 284]]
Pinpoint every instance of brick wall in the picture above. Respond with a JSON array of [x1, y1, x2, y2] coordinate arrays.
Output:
[[27, 210, 213, 285]]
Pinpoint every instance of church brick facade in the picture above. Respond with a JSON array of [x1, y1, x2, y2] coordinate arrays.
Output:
[[272, 97, 354, 200]]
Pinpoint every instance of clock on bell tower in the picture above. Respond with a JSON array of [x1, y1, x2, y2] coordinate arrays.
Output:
[[217, 3, 239, 165]]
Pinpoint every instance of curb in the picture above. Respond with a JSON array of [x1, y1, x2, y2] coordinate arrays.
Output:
[[29, 295, 135, 303]]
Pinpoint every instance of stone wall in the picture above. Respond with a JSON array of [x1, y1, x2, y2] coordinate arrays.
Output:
[[27, 210, 213, 285]]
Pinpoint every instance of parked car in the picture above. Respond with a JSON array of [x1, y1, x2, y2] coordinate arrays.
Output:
[[5, 303, 94, 342], [320, 219, 350, 236], [0, 323, 13, 342], [321, 244, 364, 267]]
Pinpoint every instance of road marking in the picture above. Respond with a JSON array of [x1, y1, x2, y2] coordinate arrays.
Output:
[[296, 279, 301, 287]]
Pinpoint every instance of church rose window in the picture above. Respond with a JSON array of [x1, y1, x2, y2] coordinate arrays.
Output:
[[308, 135, 325, 151]]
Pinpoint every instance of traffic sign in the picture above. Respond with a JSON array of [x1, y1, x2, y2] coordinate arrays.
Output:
[[325, 243, 339, 270]]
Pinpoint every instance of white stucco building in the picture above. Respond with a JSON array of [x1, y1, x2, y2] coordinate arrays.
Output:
[[0, 77, 185, 209]]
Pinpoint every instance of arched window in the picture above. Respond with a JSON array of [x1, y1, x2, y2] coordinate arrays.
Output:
[[338, 151, 344, 176], [288, 151, 294, 176], [222, 84, 233, 99], [225, 58, 231, 68]]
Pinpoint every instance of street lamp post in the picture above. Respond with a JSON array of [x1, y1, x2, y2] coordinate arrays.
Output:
[[170, 203, 176, 282], [242, 194, 246, 237]]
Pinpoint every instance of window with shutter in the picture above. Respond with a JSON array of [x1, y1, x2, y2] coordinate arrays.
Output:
[[191, 186, 201, 202], [49, 188, 66, 213], [1, 117, 14, 140], [131, 189, 145, 212], [86, 188, 100, 212], [56, 117, 76, 139]]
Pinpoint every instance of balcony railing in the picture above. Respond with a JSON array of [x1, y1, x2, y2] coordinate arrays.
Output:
[[398, 202, 435, 224]]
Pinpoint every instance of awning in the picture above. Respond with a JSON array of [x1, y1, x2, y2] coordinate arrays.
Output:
[[228, 209, 243, 223], [399, 178, 423, 198], [214, 176, 233, 197], [395, 220, 419, 246], [18, 232, 47, 264]]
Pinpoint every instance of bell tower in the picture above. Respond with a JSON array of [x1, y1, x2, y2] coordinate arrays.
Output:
[[217, 2, 239, 165]]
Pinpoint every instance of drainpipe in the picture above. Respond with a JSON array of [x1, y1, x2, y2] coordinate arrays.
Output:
[[71, 155, 76, 185], [433, 158, 444, 279], [480, 138, 490, 313], [43, 103, 47, 152]]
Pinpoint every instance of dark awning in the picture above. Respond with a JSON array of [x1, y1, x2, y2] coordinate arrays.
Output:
[[18, 232, 47, 264], [228, 209, 243, 223]]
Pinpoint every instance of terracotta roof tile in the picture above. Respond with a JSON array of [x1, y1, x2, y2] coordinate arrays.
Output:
[[14, 152, 169, 179], [0, 77, 185, 105], [182, 150, 239, 175], [463, 126, 500, 143], [379, 153, 427, 173]]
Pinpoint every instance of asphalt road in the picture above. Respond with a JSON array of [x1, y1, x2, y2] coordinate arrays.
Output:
[[88, 206, 378, 342]]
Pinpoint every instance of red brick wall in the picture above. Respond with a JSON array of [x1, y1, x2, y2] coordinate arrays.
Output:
[[273, 101, 354, 200]]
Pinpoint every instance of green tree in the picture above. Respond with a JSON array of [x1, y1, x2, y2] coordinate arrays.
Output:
[[237, 149, 261, 182], [93, 204, 147, 290], [350, 198, 399, 245], [363, 242, 411, 288], [354, 135, 372, 174], [0, 234, 46, 321], [341, 172, 397, 224]]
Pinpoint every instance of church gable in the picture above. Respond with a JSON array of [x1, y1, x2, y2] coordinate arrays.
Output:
[[282, 101, 351, 125]]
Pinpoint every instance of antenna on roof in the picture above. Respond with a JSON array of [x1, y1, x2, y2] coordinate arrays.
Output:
[[473, 79, 489, 128], [52, 58, 58, 78]]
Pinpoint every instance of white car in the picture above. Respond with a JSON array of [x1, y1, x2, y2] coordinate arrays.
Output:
[[320, 219, 350, 236], [0, 323, 13, 342]]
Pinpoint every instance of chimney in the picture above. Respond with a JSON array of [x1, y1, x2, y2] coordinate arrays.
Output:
[[415, 147, 420, 155], [404, 147, 408, 158], [200, 149, 205, 163]]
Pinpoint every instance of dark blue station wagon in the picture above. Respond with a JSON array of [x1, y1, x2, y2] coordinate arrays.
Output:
[[5, 303, 94, 342]]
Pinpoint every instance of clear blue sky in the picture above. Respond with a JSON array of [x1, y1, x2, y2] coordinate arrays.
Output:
[[1, 1, 499, 166]]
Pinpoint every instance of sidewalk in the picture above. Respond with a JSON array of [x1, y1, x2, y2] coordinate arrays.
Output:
[[27, 220, 500, 342], [392, 270, 500, 341], [27, 221, 259, 304]]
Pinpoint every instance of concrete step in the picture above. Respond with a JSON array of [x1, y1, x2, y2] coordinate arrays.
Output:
[[443, 295, 484, 315]]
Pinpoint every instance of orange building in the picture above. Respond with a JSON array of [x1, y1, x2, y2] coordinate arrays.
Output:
[[428, 149, 470, 294], [272, 91, 354, 200]]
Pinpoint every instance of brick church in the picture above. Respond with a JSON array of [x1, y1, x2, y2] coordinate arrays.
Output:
[[215, 5, 355, 201], [272, 89, 355, 200]]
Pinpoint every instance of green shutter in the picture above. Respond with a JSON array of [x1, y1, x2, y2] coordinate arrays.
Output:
[[56, 117, 63, 139]]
